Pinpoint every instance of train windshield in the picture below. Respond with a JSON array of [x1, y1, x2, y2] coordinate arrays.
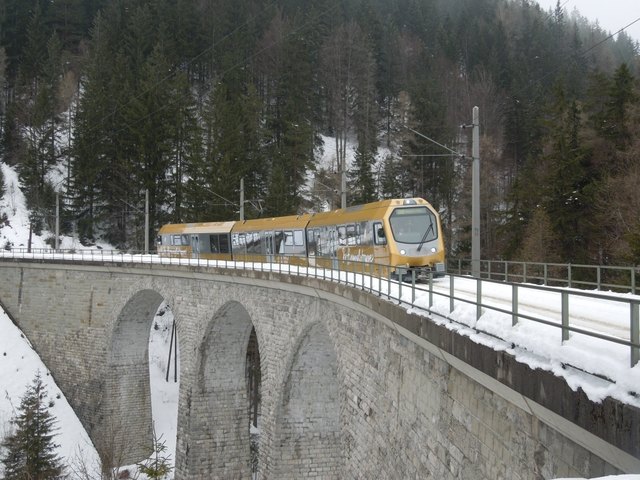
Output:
[[389, 207, 437, 244]]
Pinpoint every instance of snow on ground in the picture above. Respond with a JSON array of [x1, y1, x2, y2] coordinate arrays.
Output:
[[410, 276, 640, 407], [0, 299, 179, 479], [0, 162, 113, 251], [0, 309, 102, 477]]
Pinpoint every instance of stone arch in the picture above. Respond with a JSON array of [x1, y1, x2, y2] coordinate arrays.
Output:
[[271, 319, 343, 478], [184, 300, 256, 478], [100, 289, 166, 466]]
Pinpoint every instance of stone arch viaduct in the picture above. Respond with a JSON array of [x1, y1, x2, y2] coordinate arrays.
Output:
[[0, 258, 638, 479]]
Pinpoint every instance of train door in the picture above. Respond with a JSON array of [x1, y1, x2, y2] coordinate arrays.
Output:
[[331, 227, 339, 270], [190, 235, 200, 258], [264, 231, 275, 263]]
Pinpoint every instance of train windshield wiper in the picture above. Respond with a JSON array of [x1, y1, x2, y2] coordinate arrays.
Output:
[[416, 218, 434, 252]]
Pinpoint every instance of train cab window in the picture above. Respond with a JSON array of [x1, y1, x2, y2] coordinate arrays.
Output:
[[373, 222, 387, 245], [389, 207, 437, 244]]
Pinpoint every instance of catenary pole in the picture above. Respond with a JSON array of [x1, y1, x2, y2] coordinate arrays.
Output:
[[55, 192, 60, 251], [472, 106, 481, 277], [144, 189, 149, 254], [341, 165, 347, 209], [240, 177, 245, 221]]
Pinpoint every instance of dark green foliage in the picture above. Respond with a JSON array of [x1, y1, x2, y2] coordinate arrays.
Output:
[[1, 372, 64, 480], [0, 0, 639, 265]]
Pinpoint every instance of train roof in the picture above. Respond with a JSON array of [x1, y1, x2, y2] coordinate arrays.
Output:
[[231, 213, 313, 233], [158, 221, 236, 235], [307, 198, 436, 227]]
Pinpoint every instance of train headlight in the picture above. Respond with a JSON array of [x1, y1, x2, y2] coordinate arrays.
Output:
[[430, 247, 437, 253], [400, 249, 406, 255]]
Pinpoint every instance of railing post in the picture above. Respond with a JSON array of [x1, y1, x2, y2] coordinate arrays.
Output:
[[631, 301, 639, 367], [429, 272, 433, 309], [632, 267, 636, 295], [523, 263, 527, 283], [504, 262, 508, 282], [450, 275, 455, 314], [544, 263, 548, 286], [561, 291, 569, 342], [597, 266, 601, 291], [458, 258, 461, 275], [488, 260, 492, 280], [568, 264, 572, 288], [476, 278, 482, 320], [411, 269, 416, 305], [398, 271, 403, 304], [512, 284, 518, 326], [387, 267, 391, 300]]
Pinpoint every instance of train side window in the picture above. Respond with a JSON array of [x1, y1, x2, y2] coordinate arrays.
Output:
[[293, 230, 304, 246], [210, 234, 220, 253], [374, 222, 387, 245], [238, 233, 246, 250], [338, 226, 346, 245], [172, 234, 181, 245], [219, 234, 230, 253], [346, 224, 356, 245], [284, 231, 294, 246]]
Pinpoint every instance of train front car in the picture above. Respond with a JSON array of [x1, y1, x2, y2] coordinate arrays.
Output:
[[384, 198, 445, 280], [157, 221, 235, 260], [306, 198, 445, 280]]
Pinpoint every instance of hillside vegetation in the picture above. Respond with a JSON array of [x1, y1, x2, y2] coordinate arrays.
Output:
[[0, 0, 639, 266]]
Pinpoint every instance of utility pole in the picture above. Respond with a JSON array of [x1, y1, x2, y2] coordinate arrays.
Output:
[[471, 106, 481, 278], [144, 189, 149, 254], [55, 192, 60, 251], [340, 165, 347, 209], [240, 177, 245, 221]]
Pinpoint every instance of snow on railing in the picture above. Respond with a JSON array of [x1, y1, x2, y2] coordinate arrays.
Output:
[[1, 248, 639, 371]]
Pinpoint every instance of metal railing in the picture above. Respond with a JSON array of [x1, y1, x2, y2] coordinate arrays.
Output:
[[449, 258, 639, 295], [1, 248, 639, 369]]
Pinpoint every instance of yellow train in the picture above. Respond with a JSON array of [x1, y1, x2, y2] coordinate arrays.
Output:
[[157, 198, 446, 279]]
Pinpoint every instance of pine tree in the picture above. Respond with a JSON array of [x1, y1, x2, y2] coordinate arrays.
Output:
[[1, 372, 64, 480], [136, 426, 173, 479]]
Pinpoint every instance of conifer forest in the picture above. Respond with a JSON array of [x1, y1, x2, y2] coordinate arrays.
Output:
[[0, 0, 639, 266]]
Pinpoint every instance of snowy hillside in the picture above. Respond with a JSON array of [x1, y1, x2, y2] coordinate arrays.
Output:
[[0, 300, 179, 479]]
